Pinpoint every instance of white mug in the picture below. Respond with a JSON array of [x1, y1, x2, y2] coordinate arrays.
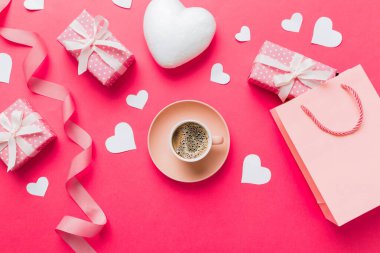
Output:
[[169, 119, 224, 163]]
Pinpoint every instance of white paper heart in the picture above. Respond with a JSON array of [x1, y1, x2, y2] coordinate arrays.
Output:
[[235, 26, 251, 42], [0, 53, 12, 84], [112, 0, 132, 9], [210, 63, 230, 85], [242, 155, 271, 185], [281, 13, 303, 32], [143, 0, 216, 68], [105, 122, 136, 153], [312, 17, 342, 48], [24, 0, 44, 11], [126, 90, 148, 110], [26, 177, 49, 197]]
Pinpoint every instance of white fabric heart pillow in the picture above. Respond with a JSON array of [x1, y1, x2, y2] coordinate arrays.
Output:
[[143, 0, 216, 68]]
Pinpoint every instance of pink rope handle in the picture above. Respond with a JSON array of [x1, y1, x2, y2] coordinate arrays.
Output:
[[301, 84, 364, 136]]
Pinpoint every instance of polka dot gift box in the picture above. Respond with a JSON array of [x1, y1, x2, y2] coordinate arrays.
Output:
[[57, 10, 135, 87], [0, 99, 56, 172], [248, 41, 337, 102]]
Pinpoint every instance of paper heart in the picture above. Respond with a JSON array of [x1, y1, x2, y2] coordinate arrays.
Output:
[[112, 0, 132, 9], [143, 0, 216, 68], [235, 26, 251, 42], [105, 122, 136, 153], [210, 63, 230, 85], [126, 90, 148, 110], [24, 0, 44, 11], [242, 155, 271, 185], [281, 13, 303, 32], [0, 53, 12, 84], [312, 17, 342, 48], [26, 177, 49, 197]]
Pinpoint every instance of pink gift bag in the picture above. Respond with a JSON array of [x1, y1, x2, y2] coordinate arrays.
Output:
[[271, 65, 380, 226]]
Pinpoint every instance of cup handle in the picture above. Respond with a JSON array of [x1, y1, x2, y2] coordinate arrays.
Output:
[[212, 136, 224, 145]]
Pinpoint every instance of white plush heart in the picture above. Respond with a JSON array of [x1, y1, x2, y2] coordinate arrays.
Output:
[[112, 0, 132, 9], [126, 90, 148, 110], [143, 0, 216, 68], [24, 0, 44, 10], [312, 17, 342, 48], [210, 63, 230, 85], [0, 53, 12, 84], [242, 155, 271, 185], [105, 122, 136, 153], [26, 177, 49, 197], [235, 26, 251, 42], [281, 13, 303, 32]]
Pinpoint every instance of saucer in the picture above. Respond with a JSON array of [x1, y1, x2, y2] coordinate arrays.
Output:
[[148, 100, 230, 183]]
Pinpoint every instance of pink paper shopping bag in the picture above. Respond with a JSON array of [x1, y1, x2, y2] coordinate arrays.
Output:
[[271, 65, 380, 226]]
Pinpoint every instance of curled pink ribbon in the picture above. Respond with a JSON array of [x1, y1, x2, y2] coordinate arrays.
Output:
[[1, 1, 106, 252]]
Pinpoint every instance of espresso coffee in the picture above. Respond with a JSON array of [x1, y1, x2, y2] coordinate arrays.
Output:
[[172, 122, 209, 160]]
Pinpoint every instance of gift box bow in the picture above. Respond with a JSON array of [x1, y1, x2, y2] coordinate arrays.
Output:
[[255, 53, 333, 102], [0, 110, 43, 172], [62, 15, 127, 75]]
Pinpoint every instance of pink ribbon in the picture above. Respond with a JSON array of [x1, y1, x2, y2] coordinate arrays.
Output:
[[1, 1, 106, 252]]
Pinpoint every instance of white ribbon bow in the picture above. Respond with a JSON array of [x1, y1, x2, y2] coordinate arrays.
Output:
[[255, 53, 333, 102], [0, 111, 43, 172], [62, 15, 127, 75]]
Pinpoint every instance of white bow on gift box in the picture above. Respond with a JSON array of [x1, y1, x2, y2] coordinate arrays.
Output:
[[0, 111, 43, 172], [62, 15, 127, 75], [255, 53, 333, 102]]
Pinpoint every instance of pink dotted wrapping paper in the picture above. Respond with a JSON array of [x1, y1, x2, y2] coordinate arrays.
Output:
[[248, 41, 337, 101], [0, 99, 56, 171], [57, 10, 135, 87]]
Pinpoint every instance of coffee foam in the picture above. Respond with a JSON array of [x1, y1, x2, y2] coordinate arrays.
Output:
[[172, 122, 209, 160]]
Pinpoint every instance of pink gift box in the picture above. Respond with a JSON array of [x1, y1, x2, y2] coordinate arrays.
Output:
[[0, 99, 56, 172], [248, 41, 337, 102], [57, 10, 135, 87]]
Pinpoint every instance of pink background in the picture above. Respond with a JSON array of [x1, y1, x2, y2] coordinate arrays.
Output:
[[1, 0, 380, 252]]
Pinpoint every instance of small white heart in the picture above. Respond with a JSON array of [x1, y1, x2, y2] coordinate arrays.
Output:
[[242, 154, 271, 185], [112, 0, 132, 9], [24, 0, 44, 10], [0, 53, 12, 84], [210, 63, 230, 85], [126, 90, 149, 110], [235, 26, 251, 42], [105, 122, 136, 153], [312, 17, 342, 48], [26, 177, 49, 197], [281, 12, 303, 33]]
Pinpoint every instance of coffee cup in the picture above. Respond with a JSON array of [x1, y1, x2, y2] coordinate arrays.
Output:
[[170, 120, 224, 163]]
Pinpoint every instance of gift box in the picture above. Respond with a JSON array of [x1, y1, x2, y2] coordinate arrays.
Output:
[[249, 41, 337, 102], [57, 10, 135, 87], [0, 99, 56, 172]]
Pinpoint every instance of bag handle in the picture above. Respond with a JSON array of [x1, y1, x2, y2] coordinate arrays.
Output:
[[301, 84, 364, 136]]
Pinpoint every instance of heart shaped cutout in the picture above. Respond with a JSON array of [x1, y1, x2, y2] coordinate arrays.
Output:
[[126, 90, 149, 110], [105, 122, 136, 153], [24, 0, 44, 11], [210, 63, 230, 85], [0, 53, 12, 84], [112, 0, 132, 9], [235, 26, 251, 42], [242, 155, 271, 185], [281, 13, 303, 32], [312, 17, 342, 48], [26, 177, 49, 197], [143, 0, 216, 68]]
